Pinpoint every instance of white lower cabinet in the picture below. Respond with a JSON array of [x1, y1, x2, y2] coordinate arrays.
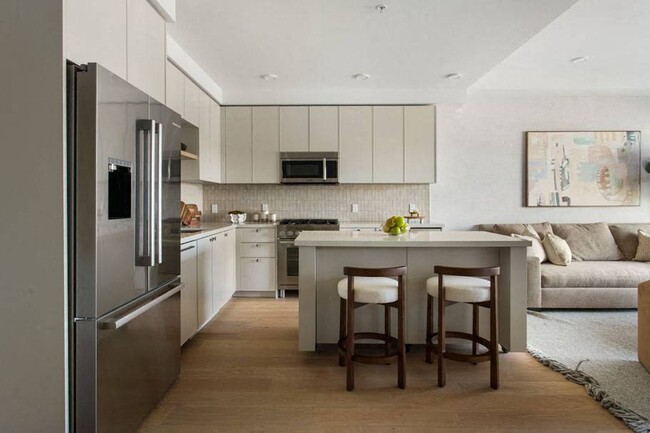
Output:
[[182, 228, 237, 345], [180, 241, 198, 345], [237, 227, 277, 294]]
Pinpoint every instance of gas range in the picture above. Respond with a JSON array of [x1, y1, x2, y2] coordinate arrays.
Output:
[[277, 219, 340, 240]]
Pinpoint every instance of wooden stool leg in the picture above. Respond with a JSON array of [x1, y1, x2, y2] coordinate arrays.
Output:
[[346, 298, 355, 391], [397, 276, 406, 389], [384, 304, 391, 361], [338, 297, 346, 367], [490, 276, 499, 390], [472, 303, 479, 365], [437, 276, 446, 387], [426, 293, 433, 364]]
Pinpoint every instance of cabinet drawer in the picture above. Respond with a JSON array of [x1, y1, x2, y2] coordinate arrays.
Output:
[[240, 258, 276, 291], [240, 227, 276, 243], [241, 242, 275, 258]]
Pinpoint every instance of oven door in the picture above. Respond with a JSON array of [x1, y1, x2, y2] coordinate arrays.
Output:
[[277, 240, 299, 288]]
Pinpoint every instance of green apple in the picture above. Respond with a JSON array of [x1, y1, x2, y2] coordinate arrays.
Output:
[[395, 216, 405, 227], [389, 226, 401, 235]]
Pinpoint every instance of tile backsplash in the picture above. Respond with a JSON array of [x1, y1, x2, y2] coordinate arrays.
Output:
[[200, 184, 429, 223], [181, 183, 204, 212]]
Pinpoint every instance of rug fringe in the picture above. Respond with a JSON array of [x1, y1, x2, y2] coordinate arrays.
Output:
[[528, 347, 650, 433]]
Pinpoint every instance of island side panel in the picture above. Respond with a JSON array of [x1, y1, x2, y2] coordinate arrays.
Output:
[[406, 247, 499, 344], [314, 247, 408, 345], [298, 246, 317, 351], [498, 246, 528, 352]]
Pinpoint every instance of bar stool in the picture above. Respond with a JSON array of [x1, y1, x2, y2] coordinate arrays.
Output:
[[425, 265, 500, 389], [337, 266, 407, 391]]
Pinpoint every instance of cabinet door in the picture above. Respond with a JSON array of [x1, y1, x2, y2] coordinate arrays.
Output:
[[240, 258, 276, 291], [373, 106, 404, 183], [252, 107, 279, 183], [309, 106, 338, 151], [165, 61, 185, 117], [208, 99, 222, 183], [224, 231, 236, 298], [339, 106, 373, 183], [198, 91, 211, 180], [66, 0, 127, 80], [126, 0, 165, 102], [183, 77, 200, 127], [279, 106, 309, 151], [197, 237, 213, 328], [212, 234, 226, 313], [180, 242, 198, 345], [240, 227, 276, 243], [225, 107, 253, 183], [404, 105, 436, 183], [220, 108, 227, 183]]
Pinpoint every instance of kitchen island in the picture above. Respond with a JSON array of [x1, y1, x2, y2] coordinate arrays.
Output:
[[295, 230, 531, 352]]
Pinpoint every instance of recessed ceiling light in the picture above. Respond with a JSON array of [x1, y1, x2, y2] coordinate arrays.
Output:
[[445, 73, 463, 80], [570, 56, 590, 64], [353, 73, 370, 80], [376, 4, 387, 13], [260, 74, 278, 80]]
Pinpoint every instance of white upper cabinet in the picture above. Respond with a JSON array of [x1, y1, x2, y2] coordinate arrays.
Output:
[[198, 91, 211, 177], [279, 107, 309, 151], [252, 107, 280, 183], [339, 106, 373, 183], [165, 61, 184, 117], [309, 106, 339, 152], [404, 106, 436, 183], [66, 0, 128, 79], [183, 77, 200, 127], [126, 0, 165, 102], [373, 106, 404, 183], [225, 107, 253, 183], [208, 99, 222, 183]]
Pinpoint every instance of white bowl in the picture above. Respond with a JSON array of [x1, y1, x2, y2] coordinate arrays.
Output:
[[237, 213, 247, 223], [229, 214, 238, 224]]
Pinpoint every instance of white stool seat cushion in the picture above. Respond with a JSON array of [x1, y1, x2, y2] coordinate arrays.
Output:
[[337, 277, 399, 304], [426, 275, 491, 303]]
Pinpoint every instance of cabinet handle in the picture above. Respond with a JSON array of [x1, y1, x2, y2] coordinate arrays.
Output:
[[256, 229, 260, 233], [256, 243, 260, 247], [225, 233, 228, 237], [256, 259, 259, 262], [180, 245, 196, 252]]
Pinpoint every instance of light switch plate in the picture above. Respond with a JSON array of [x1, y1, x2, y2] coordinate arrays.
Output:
[[211, 204, 218, 213], [351, 204, 359, 213], [261, 203, 269, 212], [409, 203, 416, 212]]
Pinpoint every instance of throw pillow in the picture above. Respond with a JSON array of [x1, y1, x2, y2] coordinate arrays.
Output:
[[493, 222, 553, 239], [610, 224, 650, 260], [551, 222, 623, 261], [523, 224, 542, 241], [512, 233, 547, 263], [542, 233, 572, 266], [634, 230, 650, 262]]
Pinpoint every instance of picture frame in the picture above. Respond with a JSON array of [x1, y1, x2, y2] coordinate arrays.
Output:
[[526, 131, 641, 207]]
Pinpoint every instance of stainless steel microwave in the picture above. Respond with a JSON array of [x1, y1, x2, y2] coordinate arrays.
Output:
[[280, 152, 339, 184]]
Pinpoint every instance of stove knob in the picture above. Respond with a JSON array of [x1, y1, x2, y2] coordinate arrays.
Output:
[[287, 231, 294, 237], [279, 231, 286, 237]]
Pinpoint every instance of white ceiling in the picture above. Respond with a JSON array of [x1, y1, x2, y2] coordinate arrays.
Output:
[[472, 0, 650, 94], [168, 0, 578, 104]]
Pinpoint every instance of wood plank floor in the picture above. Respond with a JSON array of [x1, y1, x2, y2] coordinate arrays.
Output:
[[139, 297, 628, 433]]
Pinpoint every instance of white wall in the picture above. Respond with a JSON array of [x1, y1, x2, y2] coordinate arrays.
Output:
[[0, 0, 67, 431], [432, 94, 650, 229]]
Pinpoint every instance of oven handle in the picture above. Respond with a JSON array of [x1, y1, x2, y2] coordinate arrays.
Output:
[[277, 240, 296, 245]]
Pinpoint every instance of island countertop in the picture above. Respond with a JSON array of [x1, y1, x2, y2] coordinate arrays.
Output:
[[294, 230, 531, 248]]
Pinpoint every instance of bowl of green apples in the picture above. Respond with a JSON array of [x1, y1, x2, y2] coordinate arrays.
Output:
[[382, 216, 410, 236]]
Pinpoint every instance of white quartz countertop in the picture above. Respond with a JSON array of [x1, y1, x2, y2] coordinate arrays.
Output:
[[180, 221, 277, 243], [339, 221, 445, 230], [294, 230, 531, 248]]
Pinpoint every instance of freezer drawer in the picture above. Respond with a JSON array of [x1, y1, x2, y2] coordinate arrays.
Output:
[[75, 283, 182, 433]]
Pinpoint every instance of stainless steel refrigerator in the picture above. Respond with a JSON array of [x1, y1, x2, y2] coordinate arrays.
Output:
[[67, 62, 183, 433]]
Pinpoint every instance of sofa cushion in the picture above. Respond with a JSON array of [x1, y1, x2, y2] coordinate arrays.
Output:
[[551, 223, 623, 261], [541, 261, 650, 288], [634, 230, 650, 262], [542, 233, 572, 266], [610, 224, 650, 260], [512, 233, 547, 262], [489, 222, 553, 238]]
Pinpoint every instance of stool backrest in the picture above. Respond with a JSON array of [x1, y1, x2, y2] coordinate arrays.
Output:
[[344, 266, 407, 277], [433, 265, 500, 277]]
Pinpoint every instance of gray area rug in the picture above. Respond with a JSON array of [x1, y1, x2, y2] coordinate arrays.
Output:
[[527, 310, 650, 433]]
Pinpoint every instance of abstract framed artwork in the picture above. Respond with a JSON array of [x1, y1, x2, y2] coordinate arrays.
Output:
[[526, 131, 641, 207]]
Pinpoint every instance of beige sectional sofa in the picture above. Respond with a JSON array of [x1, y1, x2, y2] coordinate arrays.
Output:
[[478, 222, 650, 309]]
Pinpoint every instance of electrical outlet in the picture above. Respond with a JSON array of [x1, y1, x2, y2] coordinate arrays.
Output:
[[409, 203, 416, 212], [211, 204, 218, 213], [261, 203, 269, 212], [351, 203, 359, 213]]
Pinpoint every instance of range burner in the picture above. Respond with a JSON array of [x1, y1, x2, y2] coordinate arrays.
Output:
[[279, 218, 339, 225], [277, 218, 340, 240]]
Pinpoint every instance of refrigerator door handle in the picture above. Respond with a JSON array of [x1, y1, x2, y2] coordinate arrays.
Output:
[[156, 122, 163, 264], [136, 119, 156, 266], [100, 283, 183, 330]]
